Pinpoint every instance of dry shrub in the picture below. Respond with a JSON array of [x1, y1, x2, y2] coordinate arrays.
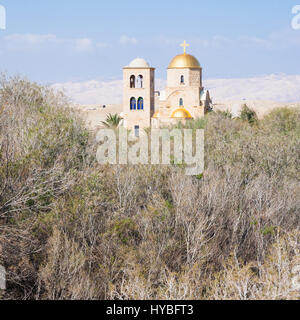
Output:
[[38, 228, 99, 300], [0, 75, 299, 300], [206, 231, 300, 300]]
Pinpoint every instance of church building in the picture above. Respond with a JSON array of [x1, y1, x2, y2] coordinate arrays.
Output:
[[121, 41, 212, 134]]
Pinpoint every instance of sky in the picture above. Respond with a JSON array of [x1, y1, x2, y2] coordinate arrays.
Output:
[[0, 0, 300, 84]]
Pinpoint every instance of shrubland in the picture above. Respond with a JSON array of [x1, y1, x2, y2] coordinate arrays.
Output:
[[0, 75, 299, 300]]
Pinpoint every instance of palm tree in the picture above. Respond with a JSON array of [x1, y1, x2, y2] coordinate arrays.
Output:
[[101, 113, 123, 128]]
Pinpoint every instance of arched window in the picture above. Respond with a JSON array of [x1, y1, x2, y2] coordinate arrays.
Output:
[[179, 98, 183, 106], [130, 97, 136, 110], [130, 75, 135, 88], [137, 75, 143, 88], [138, 97, 144, 110], [180, 75, 184, 84]]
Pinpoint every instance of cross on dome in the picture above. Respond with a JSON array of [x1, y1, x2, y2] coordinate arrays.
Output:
[[180, 40, 190, 55]]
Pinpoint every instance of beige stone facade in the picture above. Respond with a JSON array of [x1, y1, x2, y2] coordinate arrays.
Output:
[[122, 47, 212, 132], [122, 63, 155, 132]]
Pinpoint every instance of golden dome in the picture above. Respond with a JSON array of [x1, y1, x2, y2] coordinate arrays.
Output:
[[171, 108, 192, 119], [152, 111, 161, 118], [168, 54, 201, 69]]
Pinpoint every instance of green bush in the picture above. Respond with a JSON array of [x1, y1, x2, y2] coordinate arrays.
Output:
[[240, 104, 258, 125], [262, 107, 300, 135]]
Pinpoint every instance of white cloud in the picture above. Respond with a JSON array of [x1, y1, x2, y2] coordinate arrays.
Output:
[[156, 30, 299, 50], [191, 35, 272, 49], [155, 34, 270, 49], [3, 34, 59, 51], [120, 35, 138, 45], [74, 38, 93, 52], [4, 33, 58, 45], [1, 33, 101, 53], [96, 42, 110, 48], [52, 74, 300, 105]]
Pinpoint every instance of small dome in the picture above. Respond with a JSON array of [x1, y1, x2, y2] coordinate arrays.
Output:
[[128, 58, 150, 68], [152, 111, 162, 119], [168, 54, 201, 69], [170, 108, 193, 119]]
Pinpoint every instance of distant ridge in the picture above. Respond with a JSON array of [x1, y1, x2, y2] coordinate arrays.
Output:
[[52, 74, 300, 105]]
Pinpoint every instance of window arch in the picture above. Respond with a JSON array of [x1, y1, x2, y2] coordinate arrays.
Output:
[[180, 75, 185, 84], [137, 75, 143, 88], [130, 75, 135, 88], [138, 97, 144, 110], [130, 97, 136, 110], [179, 98, 183, 106]]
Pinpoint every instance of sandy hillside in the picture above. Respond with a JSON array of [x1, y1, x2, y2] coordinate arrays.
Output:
[[213, 100, 300, 118]]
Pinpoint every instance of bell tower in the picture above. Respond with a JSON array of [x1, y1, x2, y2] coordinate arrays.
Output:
[[123, 58, 155, 132]]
